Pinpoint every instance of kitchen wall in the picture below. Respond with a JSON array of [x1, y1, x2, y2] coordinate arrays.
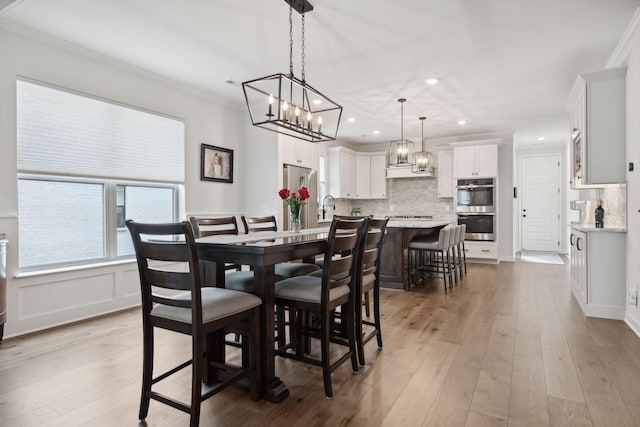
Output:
[[608, 10, 640, 336], [334, 168, 455, 219], [572, 187, 627, 228], [331, 135, 515, 261], [0, 23, 280, 337]]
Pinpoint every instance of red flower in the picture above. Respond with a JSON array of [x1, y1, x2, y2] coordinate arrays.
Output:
[[278, 188, 290, 199], [298, 186, 310, 200]]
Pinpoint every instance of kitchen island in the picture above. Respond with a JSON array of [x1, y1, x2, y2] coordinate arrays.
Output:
[[379, 218, 455, 289]]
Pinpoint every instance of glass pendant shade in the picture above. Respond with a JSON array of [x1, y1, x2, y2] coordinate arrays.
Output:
[[412, 116, 435, 175], [388, 98, 415, 167], [242, 73, 342, 142]]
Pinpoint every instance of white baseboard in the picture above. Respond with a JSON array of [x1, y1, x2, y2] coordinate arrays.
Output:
[[625, 312, 640, 338], [580, 303, 625, 320]]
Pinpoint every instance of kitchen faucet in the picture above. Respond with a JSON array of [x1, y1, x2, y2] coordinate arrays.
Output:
[[321, 195, 336, 219]]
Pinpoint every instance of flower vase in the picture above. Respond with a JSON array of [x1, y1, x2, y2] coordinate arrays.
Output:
[[289, 205, 301, 233]]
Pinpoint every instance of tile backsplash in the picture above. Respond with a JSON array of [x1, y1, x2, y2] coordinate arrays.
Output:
[[326, 177, 456, 219], [574, 186, 627, 228]]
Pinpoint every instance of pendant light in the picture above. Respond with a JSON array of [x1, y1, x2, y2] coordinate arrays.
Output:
[[412, 116, 435, 175], [242, 0, 342, 142], [388, 98, 415, 167]]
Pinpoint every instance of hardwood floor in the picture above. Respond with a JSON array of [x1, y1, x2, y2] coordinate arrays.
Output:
[[1, 260, 640, 426]]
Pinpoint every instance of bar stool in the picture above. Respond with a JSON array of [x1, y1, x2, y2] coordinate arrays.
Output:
[[459, 224, 467, 275], [408, 226, 452, 293]]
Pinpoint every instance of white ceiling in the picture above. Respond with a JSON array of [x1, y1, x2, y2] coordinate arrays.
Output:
[[2, 0, 639, 147]]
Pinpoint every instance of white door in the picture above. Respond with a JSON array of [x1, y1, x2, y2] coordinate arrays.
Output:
[[520, 154, 561, 252]]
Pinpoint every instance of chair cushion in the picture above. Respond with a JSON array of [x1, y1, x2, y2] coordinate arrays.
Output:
[[151, 287, 262, 324], [361, 273, 376, 293], [307, 269, 349, 281], [275, 275, 350, 304], [409, 238, 441, 250], [275, 262, 321, 279], [224, 270, 285, 292]]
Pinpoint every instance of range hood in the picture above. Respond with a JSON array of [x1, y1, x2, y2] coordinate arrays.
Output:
[[386, 166, 436, 179]]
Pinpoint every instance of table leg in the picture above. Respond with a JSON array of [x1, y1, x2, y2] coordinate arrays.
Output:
[[253, 265, 289, 402]]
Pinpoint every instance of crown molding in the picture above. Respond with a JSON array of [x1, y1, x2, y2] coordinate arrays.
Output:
[[607, 7, 640, 67]]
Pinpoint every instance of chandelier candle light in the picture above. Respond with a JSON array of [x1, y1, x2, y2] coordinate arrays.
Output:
[[388, 98, 416, 167], [242, 0, 342, 142], [412, 116, 435, 175], [279, 185, 310, 233]]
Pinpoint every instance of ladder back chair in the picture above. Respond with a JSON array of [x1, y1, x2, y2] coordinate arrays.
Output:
[[189, 216, 241, 272], [274, 216, 369, 397], [127, 220, 262, 427]]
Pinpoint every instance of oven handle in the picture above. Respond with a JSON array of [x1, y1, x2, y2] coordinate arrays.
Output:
[[456, 184, 495, 189], [457, 213, 496, 217]]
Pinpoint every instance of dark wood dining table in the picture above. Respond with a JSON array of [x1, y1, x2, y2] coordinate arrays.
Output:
[[196, 227, 330, 402]]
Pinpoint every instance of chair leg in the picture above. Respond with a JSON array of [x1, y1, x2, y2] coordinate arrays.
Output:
[[462, 242, 467, 274], [440, 250, 448, 293], [139, 321, 154, 421], [457, 243, 464, 279], [346, 299, 359, 373], [190, 336, 203, 427], [320, 310, 333, 398], [373, 283, 383, 348], [364, 291, 371, 318], [355, 291, 365, 366], [446, 249, 453, 289]]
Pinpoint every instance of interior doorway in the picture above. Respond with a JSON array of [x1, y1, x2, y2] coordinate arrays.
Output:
[[519, 153, 562, 252]]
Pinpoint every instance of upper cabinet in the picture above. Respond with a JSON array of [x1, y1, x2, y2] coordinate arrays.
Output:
[[437, 150, 454, 198], [282, 136, 315, 170], [569, 67, 626, 188], [328, 147, 387, 199], [453, 144, 498, 179]]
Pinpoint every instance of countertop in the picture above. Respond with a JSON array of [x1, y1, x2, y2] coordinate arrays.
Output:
[[569, 222, 627, 233], [317, 218, 454, 229]]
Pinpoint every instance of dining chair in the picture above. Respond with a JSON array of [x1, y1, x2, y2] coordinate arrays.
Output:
[[354, 217, 389, 365], [408, 226, 453, 293], [273, 216, 369, 398], [241, 215, 321, 279], [189, 216, 241, 272], [126, 220, 262, 427]]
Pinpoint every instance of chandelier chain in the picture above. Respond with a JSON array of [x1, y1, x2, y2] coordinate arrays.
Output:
[[301, 14, 306, 82], [289, 5, 294, 75]]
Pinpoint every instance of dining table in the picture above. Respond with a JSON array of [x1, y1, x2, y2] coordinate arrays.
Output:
[[196, 226, 330, 402]]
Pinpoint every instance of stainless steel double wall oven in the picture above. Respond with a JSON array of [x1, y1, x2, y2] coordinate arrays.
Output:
[[456, 178, 496, 241]]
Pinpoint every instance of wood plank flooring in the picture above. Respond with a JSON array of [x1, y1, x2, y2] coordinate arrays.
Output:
[[1, 259, 640, 426]]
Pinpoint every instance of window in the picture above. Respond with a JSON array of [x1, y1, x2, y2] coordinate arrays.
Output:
[[17, 79, 184, 270]]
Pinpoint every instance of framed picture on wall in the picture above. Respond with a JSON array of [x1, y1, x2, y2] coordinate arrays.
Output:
[[201, 143, 234, 183]]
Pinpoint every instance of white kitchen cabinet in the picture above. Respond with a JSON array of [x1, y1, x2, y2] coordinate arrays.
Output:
[[355, 156, 370, 199], [282, 136, 313, 169], [437, 150, 454, 198], [328, 147, 356, 198], [369, 154, 387, 198], [453, 144, 498, 178], [463, 241, 497, 260], [328, 148, 386, 199], [569, 67, 626, 188], [569, 227, 626, 319]]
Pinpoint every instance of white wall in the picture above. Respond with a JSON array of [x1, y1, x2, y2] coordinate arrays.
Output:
[[0, 25, 279, 337], [617, 20, 640, 335]]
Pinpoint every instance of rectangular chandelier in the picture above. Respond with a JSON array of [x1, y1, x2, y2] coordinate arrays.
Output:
[[243, 72, 342, 142]]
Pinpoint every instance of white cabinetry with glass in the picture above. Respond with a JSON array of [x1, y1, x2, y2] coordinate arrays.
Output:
[[569, 67, 626, 188], [437, 150, 454, 198], [453, 144, 498, 179], [328, 147, 387, 199], [569, 227, 626, 319]]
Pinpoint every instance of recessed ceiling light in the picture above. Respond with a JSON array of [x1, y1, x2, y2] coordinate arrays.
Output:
[[312, 99, 322, 105], [373, 130, 380, 135], [537, 136, 545, 141], [425, 78, 439, 85], [347, 117, 356, 122], [457, 120, 466, 125]]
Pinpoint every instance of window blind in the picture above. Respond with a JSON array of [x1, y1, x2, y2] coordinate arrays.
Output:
[[17, 79, 185, 183]]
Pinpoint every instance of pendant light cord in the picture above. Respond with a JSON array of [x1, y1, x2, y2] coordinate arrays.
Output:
[[400, 100, 404, 140], [301, 13, 306, 82], [289, 6, 294, 76]]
